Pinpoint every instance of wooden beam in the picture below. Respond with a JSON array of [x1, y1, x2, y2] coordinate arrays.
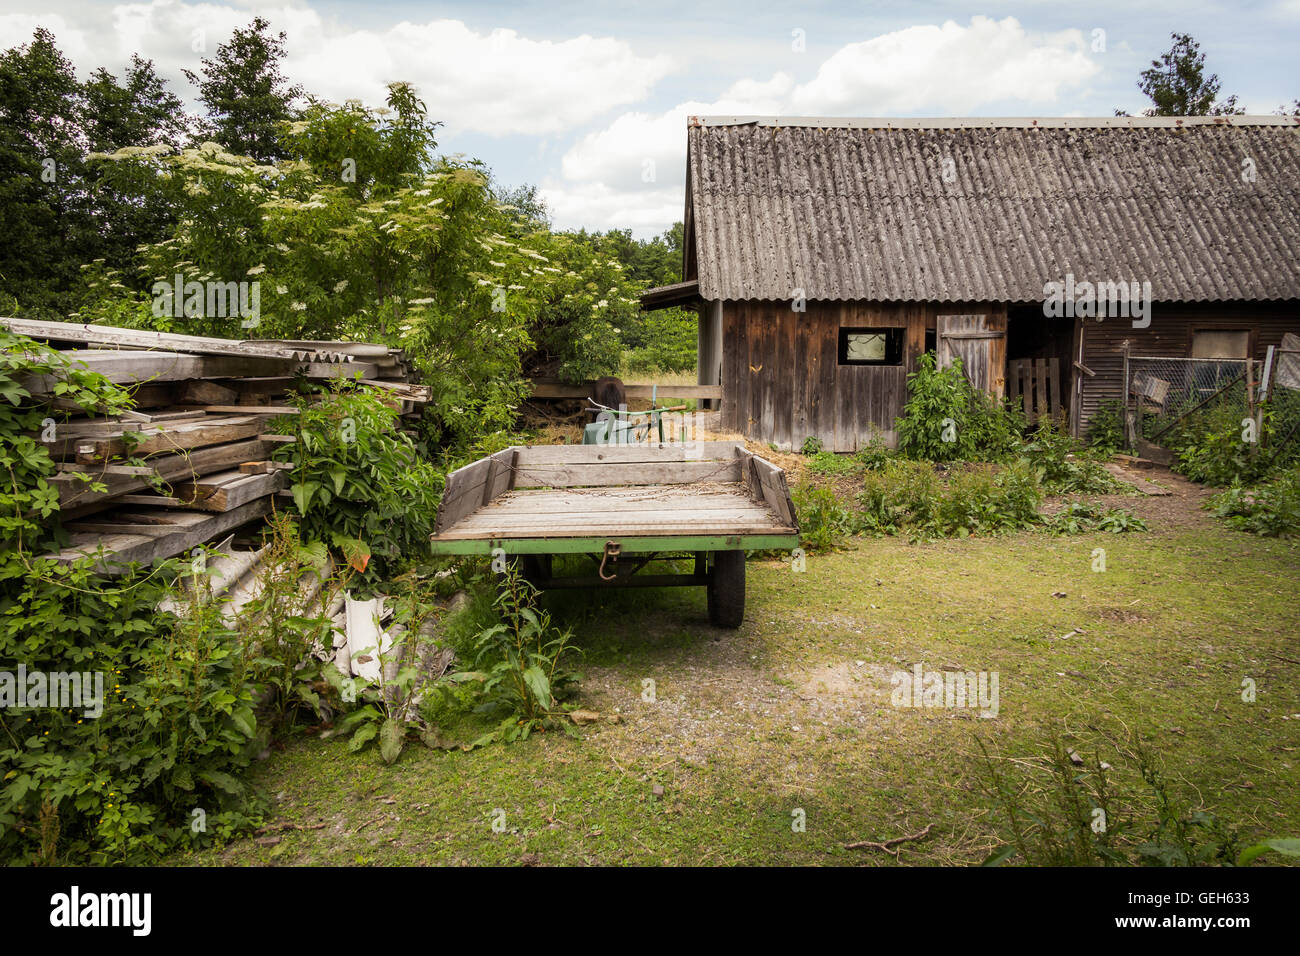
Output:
[[48, 498, 273, 571], [55, 437, 278, 509], [530, 381, 723, 400], [75, 415, 264, 461]]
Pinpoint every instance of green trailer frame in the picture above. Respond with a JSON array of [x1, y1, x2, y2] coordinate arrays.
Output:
[[428, 441, 800, 627]]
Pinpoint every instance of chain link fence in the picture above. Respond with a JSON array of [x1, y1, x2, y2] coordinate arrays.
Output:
[[1123, 351, 1300, 468]]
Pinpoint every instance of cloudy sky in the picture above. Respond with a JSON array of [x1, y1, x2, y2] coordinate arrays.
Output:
[[2, 0, 1297, 236]]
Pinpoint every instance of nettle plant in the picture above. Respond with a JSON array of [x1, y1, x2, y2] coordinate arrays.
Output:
[[275, 382, 442, 583], [896, 352, 1024, 463], [0, 334, 270, 864]]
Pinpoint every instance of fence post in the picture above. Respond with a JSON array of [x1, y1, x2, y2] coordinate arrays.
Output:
[[1122, 343, 1138, 450]]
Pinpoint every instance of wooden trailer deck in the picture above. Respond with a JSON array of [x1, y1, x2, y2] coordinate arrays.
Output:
[[433, 484, 792, 541], [428, 442, 799, 626], [428, 441, 799, 554]]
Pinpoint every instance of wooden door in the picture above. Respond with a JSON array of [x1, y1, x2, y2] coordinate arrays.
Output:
[[937, 314, 1006, 399]]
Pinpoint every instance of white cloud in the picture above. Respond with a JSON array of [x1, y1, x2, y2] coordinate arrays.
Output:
[[1, 1, 675, 136], [546, 16, 1103, 234], [791, 16, 1097, 113]]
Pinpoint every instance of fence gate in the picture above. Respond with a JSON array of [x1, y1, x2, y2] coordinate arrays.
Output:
[[1122, 355, 1258, 461], [1008, 358, 1063, 425]]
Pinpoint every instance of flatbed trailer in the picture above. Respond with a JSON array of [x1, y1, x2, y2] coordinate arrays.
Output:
[[428, 441, 800, 627]]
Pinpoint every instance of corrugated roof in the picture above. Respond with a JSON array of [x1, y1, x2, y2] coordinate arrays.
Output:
[[686, 116, 1300, 303]]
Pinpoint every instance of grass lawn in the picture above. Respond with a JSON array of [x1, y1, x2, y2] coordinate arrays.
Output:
[[176, 475, 1300, 866]]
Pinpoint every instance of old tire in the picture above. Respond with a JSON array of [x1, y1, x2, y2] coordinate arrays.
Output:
[[707, 550, 746, 628]]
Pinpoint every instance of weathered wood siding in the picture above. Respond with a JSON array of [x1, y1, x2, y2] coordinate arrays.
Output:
[[1074, 302, 1300, 436], [721, 300, 1001, 451]]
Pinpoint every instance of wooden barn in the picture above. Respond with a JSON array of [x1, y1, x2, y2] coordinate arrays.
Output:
[[642, 115, 1300, 450]]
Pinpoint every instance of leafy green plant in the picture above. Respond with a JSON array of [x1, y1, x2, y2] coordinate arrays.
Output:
[[980, 733, 1241, 867], [1047, 502, 1148, 534], [801, 435, 824, 456], [1087, 400, 1128, 456], [896, 351, 1025, 462], [455, 565, 582, 746], [277, 383, 442, 583], [805, 450, 857, 476], [1209, 465, 1300, 537], [792, 482, 856, 551], [1018, 421, 1123, 494]]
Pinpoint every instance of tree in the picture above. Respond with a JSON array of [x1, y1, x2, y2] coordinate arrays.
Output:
[[494, 181, 551, 228], [183, 17, 302, 162], [1135, 33, 1243, 117], [88, 83, 645, 447], [82, 55, 189, 275], [0, 28, 90, 315]]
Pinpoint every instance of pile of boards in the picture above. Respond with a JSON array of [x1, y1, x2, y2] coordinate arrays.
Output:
[[5, 317, 431, 573]]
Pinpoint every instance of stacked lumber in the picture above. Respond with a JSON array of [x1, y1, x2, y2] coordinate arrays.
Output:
[[4, 318, 431, 572]]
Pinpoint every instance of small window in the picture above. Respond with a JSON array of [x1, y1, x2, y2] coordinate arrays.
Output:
[[839, 327, 904, 366], [1191, 330, 1249, 359]]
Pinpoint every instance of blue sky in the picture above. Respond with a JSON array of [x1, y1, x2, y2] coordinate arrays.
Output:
[[3, 0, 1297, 235]]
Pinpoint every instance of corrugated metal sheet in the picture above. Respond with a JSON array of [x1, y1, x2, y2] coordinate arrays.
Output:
[[687, 117, 1300, 303]]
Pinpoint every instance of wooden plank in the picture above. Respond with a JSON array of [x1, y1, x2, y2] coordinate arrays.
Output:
[[119, 409, 208, 424], [57, 462, 154, 476], [200, 405, 299, 415], [1035, 358, 1048, 420], [434, 456, 493, 533], [429, 533, 801, 555], [1049, 357, 1062, 421], [23, 351, 297, 391], [0, 317, 358, 362], [238, 460, 292, 475], [55, 438, 278, 509], [452, 507, 779, 530], [114, 493, 186, 507], [179, 380, 240, 405], [513, 459, 741, 489], [513, 441, 739, 465], [530, 382, 722, 400], [437, 516, 789, 540], [76, 415, 263, 461], [47, 498, 273, 571], [476, 489, 763, 515], [175, 471, 288, 511]]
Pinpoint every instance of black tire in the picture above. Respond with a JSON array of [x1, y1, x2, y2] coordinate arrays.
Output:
[[707, 550, 746, 628]]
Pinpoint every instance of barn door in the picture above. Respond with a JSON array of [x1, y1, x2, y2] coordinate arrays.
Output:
[[937, 314, 1006, 399]]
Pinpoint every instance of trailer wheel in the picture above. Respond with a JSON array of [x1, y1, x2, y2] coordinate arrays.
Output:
[[707, 550, 746, 628]]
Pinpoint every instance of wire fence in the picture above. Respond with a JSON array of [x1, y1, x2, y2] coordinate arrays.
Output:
[[1123, 350, 1300, 466]]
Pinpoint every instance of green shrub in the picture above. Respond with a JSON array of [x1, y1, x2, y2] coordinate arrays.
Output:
[[1087, 400, 1128, 456], [801, 435, 824, 456], [896, 351, 1025, 462], [805, 450, 857, 476], [980, 733, 1242, 867], [460, 565, 582, 746], [1047, 502, 1148, 535], [857, 459, 1042, 538], [805, 436, 894, 477], [277, 383, 443, 583], [792, 482, 856, 551], [1209, 466, 1300, 537], [1018, 422, 1123, 494]]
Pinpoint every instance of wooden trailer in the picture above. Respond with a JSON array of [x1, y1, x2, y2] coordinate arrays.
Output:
[[428, 442, 800, 627]]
